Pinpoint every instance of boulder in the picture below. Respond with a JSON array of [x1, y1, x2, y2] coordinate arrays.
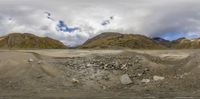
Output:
[[141, 79, 150, 83], [120, 74, 133, 85]]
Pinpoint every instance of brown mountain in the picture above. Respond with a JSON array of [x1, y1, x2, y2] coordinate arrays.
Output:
[[152, 37, 172, 48], [173, 38, 200, 49], [80, 32, 200, 49], [0, 33, 67, 49], [80, 32, 165, 49]]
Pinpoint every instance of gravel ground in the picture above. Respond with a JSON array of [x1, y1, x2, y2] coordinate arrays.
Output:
[[0, 49, 200, 98]]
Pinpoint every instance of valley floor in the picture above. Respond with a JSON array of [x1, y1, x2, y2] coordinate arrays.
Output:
[[0, 49, 200, 98]]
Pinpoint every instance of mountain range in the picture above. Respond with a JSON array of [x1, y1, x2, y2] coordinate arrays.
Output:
[[0, 32, 200, 49], [80, 32, 200, 49]]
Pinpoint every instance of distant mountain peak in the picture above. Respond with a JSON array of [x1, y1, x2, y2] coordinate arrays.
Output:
[[153, 37, 170, 42]]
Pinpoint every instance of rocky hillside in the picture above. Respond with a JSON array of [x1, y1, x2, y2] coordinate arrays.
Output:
[[0, 33, 67, 49], [80, 32, 200, 49], [173, 38, 200, 49], [152, 37, 172, 48], [80, 32, 165, 49]]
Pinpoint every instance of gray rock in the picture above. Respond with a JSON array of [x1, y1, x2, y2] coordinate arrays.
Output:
[[153, 75, 165, 81], [141, 79, 150, 83], [137, 73, 142, 77], [121, 64, 127, 70], [37, 60, 43, 64], [120, 74, 133, 85], [102, 86, 106, 90], [72, 78, 79, 84], [86, 63, 93, 67], [28, 58, 34, 62]]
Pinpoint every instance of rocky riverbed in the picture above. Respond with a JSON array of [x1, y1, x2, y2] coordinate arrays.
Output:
[[0, 49, 200, 98]]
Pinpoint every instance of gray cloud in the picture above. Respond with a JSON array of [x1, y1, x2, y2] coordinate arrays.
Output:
[[0, 0, 200, 46]]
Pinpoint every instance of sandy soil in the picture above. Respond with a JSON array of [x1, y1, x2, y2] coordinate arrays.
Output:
[[0, 49, 200, 99]]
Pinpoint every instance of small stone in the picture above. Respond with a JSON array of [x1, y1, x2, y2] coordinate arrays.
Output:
[[38, 60, 43, 64], [153, 75, 165, 81], [72, 78, 79, 84], [120, 74, 133, 85], [36, 75, 42, 78], [141, 79, 150, 83], [102, 86, 106, 90], [138, 73, 142, 77], [121, 64, 127, 70], [28, 58, 34, 62], [144, 68, 149, 71], [87, 63, 92, 67]]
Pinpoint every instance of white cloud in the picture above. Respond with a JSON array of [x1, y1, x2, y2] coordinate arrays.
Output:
[[0, 0, 200, 46]]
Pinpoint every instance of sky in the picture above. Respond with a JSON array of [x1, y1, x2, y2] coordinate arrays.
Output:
[[0, 0, 200, 46]]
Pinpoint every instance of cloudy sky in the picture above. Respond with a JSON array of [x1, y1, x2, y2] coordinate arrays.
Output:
[[0, 0, 200, 46]]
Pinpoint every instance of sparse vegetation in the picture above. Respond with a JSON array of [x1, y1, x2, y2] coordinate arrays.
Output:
[[80, 32, 165, 49], [0, 33, 67, 49], [80, 32, 200, 49]]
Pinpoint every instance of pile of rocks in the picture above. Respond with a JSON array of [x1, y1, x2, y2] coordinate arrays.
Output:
[[51, 52, 169, 91]]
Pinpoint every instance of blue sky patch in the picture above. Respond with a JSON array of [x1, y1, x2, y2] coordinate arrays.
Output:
[[57, 20, 79, 33], [161, 32, 199, 41]]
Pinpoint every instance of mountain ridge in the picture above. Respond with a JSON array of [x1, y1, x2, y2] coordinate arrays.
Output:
[[1, 32, 200, 49], [0, 33, 67, 49], [80, 32, 200, 49], [80, 32, 166, 49]]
